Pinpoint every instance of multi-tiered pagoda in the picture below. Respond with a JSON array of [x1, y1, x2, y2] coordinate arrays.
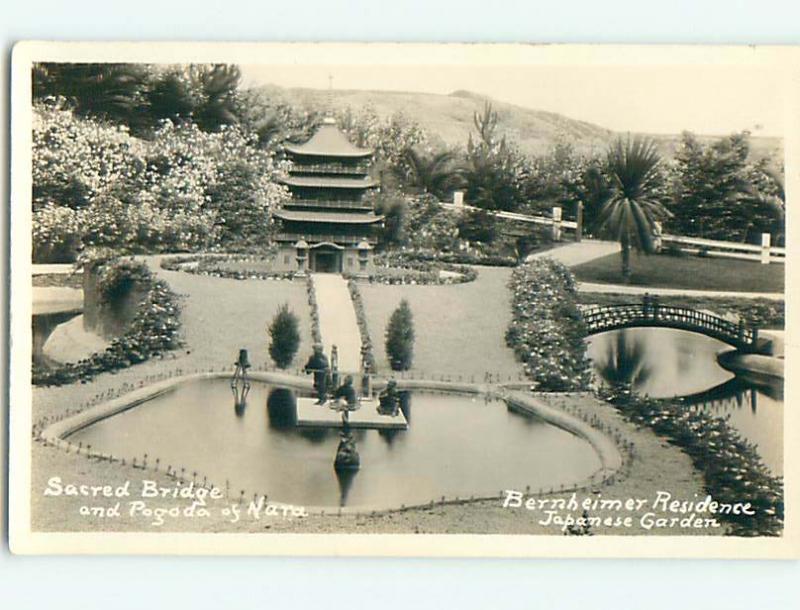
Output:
[[273, 117, 382, 274]]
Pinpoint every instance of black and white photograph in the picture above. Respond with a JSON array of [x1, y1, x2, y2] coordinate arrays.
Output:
[[7, 42, 798, 557]]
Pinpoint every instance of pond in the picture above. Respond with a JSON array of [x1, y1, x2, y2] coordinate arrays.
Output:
[[33, 311, 79, 367], [586, 328, 784, 475], [67, 379, 602, 508]]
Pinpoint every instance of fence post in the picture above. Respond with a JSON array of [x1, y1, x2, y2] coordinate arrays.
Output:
[[761, 233, 771, 265], [552, 206, 562, 242]]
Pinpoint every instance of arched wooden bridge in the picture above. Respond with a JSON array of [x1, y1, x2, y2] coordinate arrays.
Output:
[[581, 299, 768, 354]]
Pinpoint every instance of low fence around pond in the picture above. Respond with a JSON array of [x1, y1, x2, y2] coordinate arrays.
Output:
[[34, 365, 633, 518]]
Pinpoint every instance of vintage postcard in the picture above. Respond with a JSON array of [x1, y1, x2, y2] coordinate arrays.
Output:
[[8, 42, 799, 557]]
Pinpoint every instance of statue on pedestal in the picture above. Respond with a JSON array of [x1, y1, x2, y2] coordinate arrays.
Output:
[[331, 375, 360, 471], [303, 343, 330, 404], [377, 379, 400, 416]]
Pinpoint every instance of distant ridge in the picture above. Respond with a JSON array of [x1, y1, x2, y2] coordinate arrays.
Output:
[[250, 84, 782, 163]]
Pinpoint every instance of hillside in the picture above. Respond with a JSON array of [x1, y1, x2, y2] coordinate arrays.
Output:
[[250, 84, 782, 163]]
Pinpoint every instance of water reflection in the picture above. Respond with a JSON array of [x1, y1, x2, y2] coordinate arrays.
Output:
[[586, 327, 784, 475], [266, 388, 297, 429], [70, 379, 601, 508], [32, 311, 79, 367], [593, 331, 652, 388], [335, 467, 358, 507]]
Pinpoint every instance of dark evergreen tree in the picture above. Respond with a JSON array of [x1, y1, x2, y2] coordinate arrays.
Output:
[[385, 299, 415, 371], [191, 64, 242, 132], [268, 304, 301, 369], [33, 63, 152, 134], [668, 131, 784, 243]]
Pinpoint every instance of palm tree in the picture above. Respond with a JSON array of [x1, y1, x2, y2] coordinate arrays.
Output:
[[595, 136, 671, 283], [394, 148, 464, 200]]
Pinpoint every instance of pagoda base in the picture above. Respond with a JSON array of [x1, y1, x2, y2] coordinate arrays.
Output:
[[273, 242, 374, 275]]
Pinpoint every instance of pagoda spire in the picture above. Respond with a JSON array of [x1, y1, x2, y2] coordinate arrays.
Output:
[[326, 73, 334, 118]]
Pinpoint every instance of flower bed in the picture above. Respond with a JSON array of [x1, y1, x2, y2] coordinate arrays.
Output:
[[347, 280, 377, 373], [600, 386, 783, 537], [393, 248, 518, 268], [306, 275, 322, 345], [365, 252, 478, 285], [505, 258, 592, 391], [33, 260, 182, 386], [161, 254, 298, 281]]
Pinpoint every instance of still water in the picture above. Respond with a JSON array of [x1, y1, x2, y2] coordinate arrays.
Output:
[[68, 379, 601, 508], [586, 328, 784, 475], [32, 311, 79, 367]]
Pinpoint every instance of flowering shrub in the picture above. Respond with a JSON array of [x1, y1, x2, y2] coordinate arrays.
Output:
[[403, 195, 462, 251], [32, 101, 287, 261], [32, 204, 83, 262], [32, 260, 182, 386], [33, 99, 147, 211], [600, 386, 783, 537], [505, 258, 592, 391]]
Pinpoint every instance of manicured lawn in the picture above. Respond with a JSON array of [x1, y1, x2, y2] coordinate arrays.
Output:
[[359, 266, 525, 380], [572, 252, 784, 293]]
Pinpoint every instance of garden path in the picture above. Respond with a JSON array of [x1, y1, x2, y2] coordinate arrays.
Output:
[[577, 281, 784, 301], [526, 239, 620, 267], [311, 273, 362, 373]]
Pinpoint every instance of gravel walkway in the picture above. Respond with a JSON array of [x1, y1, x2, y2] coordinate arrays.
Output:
[[311, 273, 362, 372]]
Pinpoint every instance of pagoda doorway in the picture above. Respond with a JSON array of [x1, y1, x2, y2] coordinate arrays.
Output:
[[310, 245, 343, 273]]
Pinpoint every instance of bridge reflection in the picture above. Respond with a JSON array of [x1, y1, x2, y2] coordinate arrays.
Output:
[[592, 328, 781, 415]]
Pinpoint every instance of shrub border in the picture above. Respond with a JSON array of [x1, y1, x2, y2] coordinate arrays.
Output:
[[599, 386, 783, 537], [347, 279, 377, 373]]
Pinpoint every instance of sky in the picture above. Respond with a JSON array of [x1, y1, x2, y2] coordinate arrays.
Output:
[[241, 63, 786, 137]]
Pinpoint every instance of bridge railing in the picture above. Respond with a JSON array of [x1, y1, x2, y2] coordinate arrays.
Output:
[[581, 302, 757, 347]]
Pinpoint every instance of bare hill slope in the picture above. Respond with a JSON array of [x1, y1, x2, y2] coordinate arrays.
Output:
[[253, 84, 782, 163]]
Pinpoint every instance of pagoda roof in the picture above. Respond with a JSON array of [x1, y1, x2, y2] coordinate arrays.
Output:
[[273, 210, 384, 224], [284, 118, 373, 158], [281, 175, 379, 189]]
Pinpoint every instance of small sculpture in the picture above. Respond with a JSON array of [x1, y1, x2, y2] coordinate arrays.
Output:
[[334, 429, 360, 471], [230, 348, 251, 409], [303, 343, 330, 404], [377, 379, 400, 416]]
